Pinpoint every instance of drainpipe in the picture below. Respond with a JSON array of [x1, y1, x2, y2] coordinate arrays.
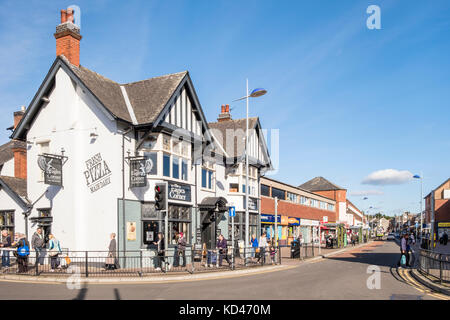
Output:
[[121, 127, 132, 258]]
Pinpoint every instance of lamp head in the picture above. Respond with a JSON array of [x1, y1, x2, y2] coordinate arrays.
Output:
[[249, 88, 267, 98]]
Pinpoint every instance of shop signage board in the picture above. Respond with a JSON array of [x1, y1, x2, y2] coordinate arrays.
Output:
[[438, 222, 450, 228], [38, 155, 63, 186], [168, 182, 191, 202], [130, 158, 150, 187], [300, 219, 320, 226]]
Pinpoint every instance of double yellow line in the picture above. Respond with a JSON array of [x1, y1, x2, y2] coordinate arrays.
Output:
[[397, 268, 449, 300]]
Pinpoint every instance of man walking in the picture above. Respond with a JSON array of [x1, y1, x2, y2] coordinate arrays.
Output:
[[1, 230, 11, 271], [31, 228, 45, 266]]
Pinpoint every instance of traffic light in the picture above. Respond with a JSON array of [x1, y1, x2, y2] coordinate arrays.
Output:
[[154, 182, 167, 211]]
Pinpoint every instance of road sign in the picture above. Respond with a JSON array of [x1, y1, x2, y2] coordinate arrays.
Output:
[[229, 206, 236, 217]]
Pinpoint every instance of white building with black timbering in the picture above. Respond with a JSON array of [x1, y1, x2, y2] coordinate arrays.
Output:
[[5, 8, 272, 263]]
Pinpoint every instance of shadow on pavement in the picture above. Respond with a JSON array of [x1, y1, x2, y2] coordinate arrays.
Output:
[[73, 286, 88, 300], [326, 252, 401, 268]]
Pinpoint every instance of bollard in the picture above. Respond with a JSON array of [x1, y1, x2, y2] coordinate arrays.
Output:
[[439, 254, 443, 284]]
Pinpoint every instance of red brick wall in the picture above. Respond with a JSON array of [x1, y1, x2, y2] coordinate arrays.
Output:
[[56, 34, 80, 66], [435, 199, 450, 223], [261, 196, 337, 222], [12, 147, 27, 180]]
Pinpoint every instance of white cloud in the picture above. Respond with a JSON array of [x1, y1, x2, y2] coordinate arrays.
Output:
[[362, 169, 414, 185], [349, 190, 384, 196]]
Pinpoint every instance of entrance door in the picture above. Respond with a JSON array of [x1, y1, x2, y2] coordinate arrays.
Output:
[[201, 211, 216, 250]]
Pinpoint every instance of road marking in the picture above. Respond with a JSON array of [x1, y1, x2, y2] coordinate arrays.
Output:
[[398, 268, 449, 300]]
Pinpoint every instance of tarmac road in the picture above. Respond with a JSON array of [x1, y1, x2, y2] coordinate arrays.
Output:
[[0, 240, 442, 300]]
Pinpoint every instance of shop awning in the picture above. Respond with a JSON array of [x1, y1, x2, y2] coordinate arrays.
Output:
[[198, 197, 228, 211]]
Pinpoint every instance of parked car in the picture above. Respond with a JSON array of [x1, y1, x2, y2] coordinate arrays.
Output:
[[387, 233, 395, 241]]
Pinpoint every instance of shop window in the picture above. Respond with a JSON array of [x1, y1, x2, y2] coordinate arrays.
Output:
[[261, 184, 270, 197], [181, 159, 188, 181], [271, 187, 285, 200], [163, 153, 171, 177], [202, 168, 214, 190], [143, 221, 160, 245], [163, 136, 171, 151], [229, 183, 239, 193], [172, 156, 180, 179], [0, 211, 14, 237], [142, 202, 158, 219], [169, 221, 190, 245]]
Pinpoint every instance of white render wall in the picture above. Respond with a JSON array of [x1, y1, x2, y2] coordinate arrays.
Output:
[[26, 67, 125, 252], [0, 188, 27, 235], [0, 158, 14, 177]]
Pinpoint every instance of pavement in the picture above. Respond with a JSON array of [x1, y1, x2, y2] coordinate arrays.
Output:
[[0, 240, 447, 300]]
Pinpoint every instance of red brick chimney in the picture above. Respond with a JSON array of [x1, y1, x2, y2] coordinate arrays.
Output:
[[217, 104, 232, 122], [12, 143, 27, 180], [11, 107, 27, 180], [13, 106, 25, 130], [54, 8, 82, 67]]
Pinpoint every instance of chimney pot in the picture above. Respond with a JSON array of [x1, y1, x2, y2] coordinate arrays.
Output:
[[226, 104, 230, 113], [67, 8, 74, 23], [61, 10, 67, 23]]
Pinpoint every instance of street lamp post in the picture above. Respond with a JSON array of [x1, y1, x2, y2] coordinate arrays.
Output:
[[413, 174, 423, 242], [233, 81, 267, 260]]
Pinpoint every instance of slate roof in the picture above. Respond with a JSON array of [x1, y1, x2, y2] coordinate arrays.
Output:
[[208, 118, 259, 158], [0, 176, 27, 198], [299, 176, 345, 191], [0, 140, 26, 166], [64, 56, 187, 125]]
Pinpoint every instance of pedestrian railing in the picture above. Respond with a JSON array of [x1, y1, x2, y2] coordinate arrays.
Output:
[[0, 246, 282, 278], [281, 242, 321, 260], [418, 249, 450, 284]]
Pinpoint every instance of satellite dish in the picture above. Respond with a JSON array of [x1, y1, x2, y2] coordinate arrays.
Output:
[[37, 156, 47, 171]]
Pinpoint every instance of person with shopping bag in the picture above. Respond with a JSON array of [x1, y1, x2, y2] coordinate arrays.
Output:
[[105, 233, 119, 270], [48, 234, 62, 272]]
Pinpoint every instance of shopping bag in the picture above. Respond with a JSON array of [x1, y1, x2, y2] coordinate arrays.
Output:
[[400, 254, 406, 266]]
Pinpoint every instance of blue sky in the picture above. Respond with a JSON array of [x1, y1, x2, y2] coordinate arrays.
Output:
[[1, 0, 449, 216]]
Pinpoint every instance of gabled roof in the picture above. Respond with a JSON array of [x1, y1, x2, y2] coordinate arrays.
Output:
[[208, 118, 259, 158], [0, 175, 29, 207], [12, 56, 189, 139], [299, 176, 345, 191], [0, 140, 26, 166]]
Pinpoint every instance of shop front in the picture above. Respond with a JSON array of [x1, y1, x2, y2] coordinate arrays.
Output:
[[260, 214, 300, 245], [299, 219, 320, 245], [438, 222, 450, 242]]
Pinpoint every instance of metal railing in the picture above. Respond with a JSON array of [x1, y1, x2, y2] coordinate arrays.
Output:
[[0, 246, 281, 278], [281, 242, 320, 260], [418, 249, 450, 284]]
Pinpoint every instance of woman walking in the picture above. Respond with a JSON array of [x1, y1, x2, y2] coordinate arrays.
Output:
[[48, 234, 62, 272], [106, 233, 119, 270]]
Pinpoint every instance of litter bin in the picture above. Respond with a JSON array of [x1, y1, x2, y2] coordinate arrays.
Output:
[[291, 240, 300, 258]]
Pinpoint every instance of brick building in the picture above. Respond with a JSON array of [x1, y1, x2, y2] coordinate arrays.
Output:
[[425, 177, 450, 239], [261, 177, 336, 245]]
